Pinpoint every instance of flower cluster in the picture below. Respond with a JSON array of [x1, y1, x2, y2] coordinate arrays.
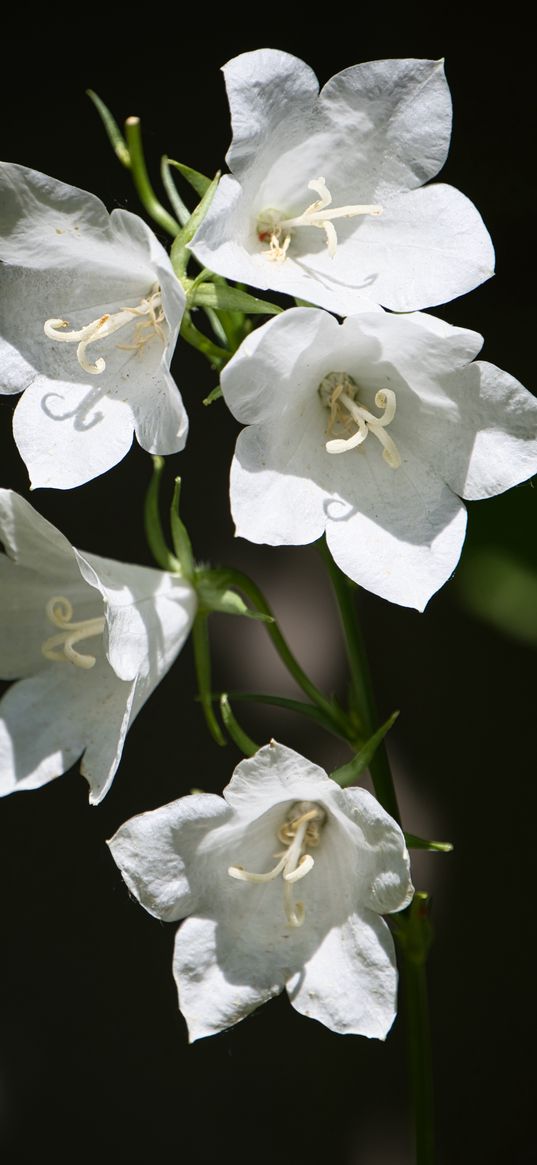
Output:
[[0, 49, 535, 1056]]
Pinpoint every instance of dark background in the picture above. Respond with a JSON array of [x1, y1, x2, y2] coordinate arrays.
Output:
[[1, 22, 535, 1165]]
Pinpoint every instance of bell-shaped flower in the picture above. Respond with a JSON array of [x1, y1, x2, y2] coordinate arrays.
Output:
[[0, 163, 187, 489], [191, 50, 494, 315], [109, 740, 413, 1040], [0, 490, 197, 803], [220, 307, 537, 610]]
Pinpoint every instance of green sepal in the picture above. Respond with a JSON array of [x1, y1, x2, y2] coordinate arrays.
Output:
[[404, 834, 453, 853], [329, 710, 400, 787], [144, 457, 181, 573], [160, 156, 191, 226], [171, 173, 220, 279], [86, 90, 131, 168], [195, 570, 273, 621], [191, 283, 282, 316], [203, 385, 223, 406], [219, 694, 259, 757], [192, 613, 225, 747], [170, 478, 194, 581], [208, 690, 349, 739], [166, 159, 212, 198]]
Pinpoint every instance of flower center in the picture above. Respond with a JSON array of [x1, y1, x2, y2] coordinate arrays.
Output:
[[228, 800, 327, 928], [43, 284, 165, 376], [41, 596, 105, 670], [256, 177, 382, 262], [318, 371, 401, 469]]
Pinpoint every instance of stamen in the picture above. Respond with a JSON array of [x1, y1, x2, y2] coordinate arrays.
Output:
[[228, 802, 326, 928], [41, 596, 105, 670], [257, 177, 382, 261], [319, 372, 401, 469], [44, 285, 164, 375]]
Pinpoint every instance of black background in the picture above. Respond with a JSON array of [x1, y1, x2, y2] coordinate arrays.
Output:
[[0, 21, 535, 1165]]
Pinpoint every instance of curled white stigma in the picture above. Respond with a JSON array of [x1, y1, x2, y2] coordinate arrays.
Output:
[[228, 801, 326, 928], [257, 177, 382, 261], [41, 596, 105, 669], [43, 285, 164, 375], [319, 371, 401, 469]]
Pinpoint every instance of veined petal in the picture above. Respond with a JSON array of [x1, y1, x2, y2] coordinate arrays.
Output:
[[0, 657, 133, 801], [223, 741, 340, 822], [0, 487, 77, 574], [340, 786, 413, 914], [287, 908, 398, 1038], [326, 451, 468, 610], [223, 49, 319, 176], [330, 184, 494, 311], [173, 917, 283, 1042], [108, 794, 232, 922], [74, 551, 197, 683], [13, 374, 136, 490]]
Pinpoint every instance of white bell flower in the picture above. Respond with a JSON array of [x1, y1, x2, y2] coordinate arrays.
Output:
[[0, 490, 197, 802], [191, 50, 494, 315], [0, 163, 187, 490], [108, 740, 413, 1041], [220, 307, 537, 610]]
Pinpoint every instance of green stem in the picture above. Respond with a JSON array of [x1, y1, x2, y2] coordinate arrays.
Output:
[[222, 568, 347, 733], [319, 541, 400, 823], [180, 314, 229, 370], [403, 948, 435, 1161], [124, 117, 180, 238]]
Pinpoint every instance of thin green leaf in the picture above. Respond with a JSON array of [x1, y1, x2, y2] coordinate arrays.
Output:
[[213, 691, 348, 738], [203, 385, 223, 406], [86, 90, 131, 168], [330, 710, 400, 787], [404, 834, 453, 853], [170, 478, 194, 580], [171, 172, 220, 278], [167, 159, 212, 197], [192, 283, 282, 316], [160, 156, 191, 226], [220, 695, 259, 757]]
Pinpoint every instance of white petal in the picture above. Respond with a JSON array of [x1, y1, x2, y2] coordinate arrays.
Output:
[[329, 183, 494, 311], [287, 908, 398, 1038], [221, 307, 339, 425], [0, 487, 77, 573], [173, 917, 283, 1041], [223, 741, 340, 822], [130, 366, 188, 456], [108, 794, 232, 922], [340, 786, 413, 914], [326, 449, 468, 609], [12, 374, 136, 490], [0, 658, 133, 801], [222, 49, 319, 176], [0, 163, 155, 286], [231, 421, 328, 546], [0, 552, 96, 679], [414, 360, 537, 500], [75, 551, 197, 683], [318, 57, 452, 197], [191, 175, 385, 316]]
